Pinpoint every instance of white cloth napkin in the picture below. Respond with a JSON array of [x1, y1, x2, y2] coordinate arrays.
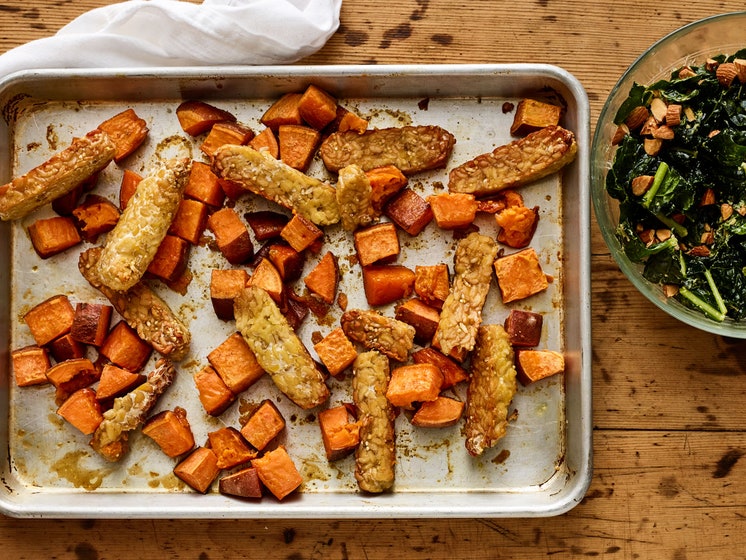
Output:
[[0, 0, 341, 77]]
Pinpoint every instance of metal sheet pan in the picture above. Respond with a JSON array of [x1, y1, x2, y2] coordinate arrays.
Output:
[[0, 64, 591, 518]]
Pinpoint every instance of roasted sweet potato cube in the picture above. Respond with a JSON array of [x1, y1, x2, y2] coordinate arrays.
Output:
[[298, 84, 338, 130], [268, 244, 305, 281], [99, 321, 152, 372], [56, 388, 103, 435], [96, 363, 146, 401], [248, 258, 284, 304], [278, 124, 321, 172], [174, 447, 220, 493], [169, 198, 208, 245], [194, 365, 236, 416], [251, 446, 302, 501], [52, 182, 85, 216], [208, 427, 256, 469], [504, 309, 543, 347], [208, 207, 254, 264], [98, 108, 149, 162], [411, 346, 468, 389], [27, 216, 81, 259], [71, 302, 113, 347], [428, 192, 478, 229], [207, 332, 265, 394], [280, 214, 323, 252], [510, 98, 562, 136], [245, 210, 290, 241], [210, 268, 249, 320], [362, 264, 415, 307], [304, 251, 339, 305], [318, 405, 360, 461], [176, 100, 236, 136], [11, 345, 51, 387], [283, 295, 310, 331], [313, 327, 357, 378], [260, 93, 303, 131], [367, 165, 407, 212], [219, 467, 263, 499], [200, 121, 255, 157], [24, 294, 75, 346], [147, 234, 189, 283], [337, 108, 368, 133], [394, 298, 440, 345], [410, 396, 464, 428], [384, 188, 433, 236], [248, 127, 279, 159], [354, 222, 400, 267], [142, 407, 195, 458], [185, 161, 225, 208], [71, 194, 121, 241], [46, 357, 100, 405], [515, 349, 565, 385], [119, 169, 142, 210], [240, 399, 286, 451], [385, 363, 443, 409], [48, 333, 86, 362], [493, 247, 549, 303], [430, 334, 469, 364], [414, 264, 450, 310]]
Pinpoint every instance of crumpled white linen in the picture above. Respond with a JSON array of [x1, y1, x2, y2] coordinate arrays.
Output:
[[0, 0, 342, 77]]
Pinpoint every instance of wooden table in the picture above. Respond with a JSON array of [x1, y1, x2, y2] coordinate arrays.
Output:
[[2, 1, 745, 558]]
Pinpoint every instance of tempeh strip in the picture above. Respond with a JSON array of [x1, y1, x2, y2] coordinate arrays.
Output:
[[0, 129, 115, 221], [340, 309, 415, 362], [433, 232, 498, 358], [463, 325, 517, 457], [79, 247, 191, 361], [90, 358, 175, 462], [352, 350, 395, 493], [336, 164, 376, 231], [212, 144, 340, 226], [319, 125, 456, 176], [448, 125, 577, 197], [234, 286, 329, 409], [95, 158, 190, 291]]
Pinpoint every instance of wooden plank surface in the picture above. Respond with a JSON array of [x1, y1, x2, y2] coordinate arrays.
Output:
[[2, 0, 746, 558]]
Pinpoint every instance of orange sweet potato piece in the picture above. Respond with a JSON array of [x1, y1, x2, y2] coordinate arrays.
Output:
[[200, 121, 255, 157], [304, 251, 339, 305], [169, 198, 208, 245], [24, 294, 75, 346], [147, 234, 190, 283], [313, 327, 358, 378], [251, 446, 302, 501], [241, 399, 286, 451], [411, 346, 468, 389], [98, 108, 149, 162], [27, 216, 81, 259], [71, 302, 113, 347], [260, 93, 303, 131], [354, 222, 400, 267], [98, 321, 152, 372], [210, 268, 249, 320], [194, 365, 236, 416], [318, 405, 360, 461], [176, 100, 236, 136], [394, 298, 440, 345], [362, 264, 415, 307], [510, 98, 562, 136], [208, 207, 254, 264], [337, 108, 368, 133], [428, 192, 478, 229], [46, 357, 100, 405], [515, 349, 565, 385], [278, 124, 321, 172], [207, 332, 265, 394], [11, 345, 51, 387], [174, 447, 220, 493], [280, 214, 323, 252], [119, 169, 142, 210], [410, 396, 464, 428], [493, 247, 549, 303], [298, 84, 339, 130], [185, 161, 225, 208], [268, 243, 305, 281], [208, 426, 257, 469], [249, 127, 280, 159], [142, 407, 195, 458], [385, 363, 443, 409], [48, 333, 86, 362], [366, 165, 407, 212], [248, 258, 284, 304], [56, 388, 103, 435], [71, 194, 121, 241], [219, 467, 263, 499], [414, 264, 450, 310], [96, 363, 146, 402], [384, 188, 433, 236], [495, 204, 539, 248]]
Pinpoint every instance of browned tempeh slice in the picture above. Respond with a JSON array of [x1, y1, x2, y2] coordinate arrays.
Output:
[[0, 129, 115, 221], [448, 125, 577, 197], [340, 309, 415, 362], [319, 125, 455, 176], [78, 247, 191, 361]]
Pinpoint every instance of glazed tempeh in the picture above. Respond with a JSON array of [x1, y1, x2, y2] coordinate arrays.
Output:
[[463, 325, 517, 457], [234, 286, 329, 409], [0, 129, 115, 221], [90, 358, 176, 462], [336, 164, 377, 231], [352, 350, 396, 493], [79, 247, 192, 361], [319, 125, 456, 176], [448, 125, 577, 197], [340, 309, 415, 362], [433, 232, 498, 358], [212, 144, 340, 226], [95, 158, 190, 291]]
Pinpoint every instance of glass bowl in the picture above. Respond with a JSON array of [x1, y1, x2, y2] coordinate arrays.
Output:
[[591, 11, 746, 337]]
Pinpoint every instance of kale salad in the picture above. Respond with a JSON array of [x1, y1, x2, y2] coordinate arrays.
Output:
[[607, 51, 746, 322]]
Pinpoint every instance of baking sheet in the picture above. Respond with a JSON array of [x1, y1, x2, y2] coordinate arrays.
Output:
[[0, 64, 591, 518]]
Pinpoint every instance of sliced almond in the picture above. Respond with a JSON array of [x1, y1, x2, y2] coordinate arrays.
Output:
[[665, 104, 682, 127], [734, 58, 746, 83], [644, 138, 662, 156], [683, 106, 696, 122], [611, 123, 629, 145], [624, 106, 649, 131], [652, 125, 675, 140], [678, 66, 697, 79], [663, 284, 679, 298], [631, 175, 654, 196], [699, 188, 716, 206], [650, 98, 668, 122], [656, 229, 672, 242], [716, 62, 738, 87], [705, 58, 719, 72], [721, 203, 734, 221]]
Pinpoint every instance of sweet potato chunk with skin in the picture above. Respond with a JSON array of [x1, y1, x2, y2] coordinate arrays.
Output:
[[71, 194, 121, 241], [428, 192, 478, 229], [298, 84, 339, 130], [318, 405, 360, 461], [251, 446, 302, 501], [410, 396, 464, 428], [280, 213, 323, 252], [411, 346, 468, 389], [384, 188, 433, 236], [260, 93, 303, 131], [200, 121, 255, 157], [48, 333, 86, 362], [176, 100, 236, 136], [249, 258, 284, 304], [314, 327, 358, 378], [119, 169, 142, 210], [147, 234, 189, 283], [386, 363, 443, 409], [24, 294, 75, 346], [515, 349, 565, 385], [219, 467, 263, 499], [495, 204, 539, 249], [208, 207, 254, 264], [268, 244, 304, 281], [142, 407, 195, 457], [169, 198, 208, 245], [185, 161, 225, 208], [57, 388, 103, 435], [494, 247, 549, 303], [71, 302, 113, 347], [99, 321, 152, 372], [194, 365, 236, 416], [245, 210, 289, 241], [354, 222, 400, 267], [46, 358, 100, 405], [510, 98, 562, 136], [394, 298, 440, 345], [362, 264, 415, 307], [240, 399, 286, 451], [337, 108, 368, 134], [414, 264, 450, 310], [208, 426, 256, 469], [210, 268, 249, 320], [504, 309, 543, 347], [304, 251, 339, 304], [28, 216, 81, 258], [279, 124, 321, 172], [249, 127, 279, 159], [96, 363, 146, 402], [208, 332, 265, 394], [174, 447, 220, 493], [367, 165, 407, 212], [11, 345, 51, 387], [98, 108, 149, 162]]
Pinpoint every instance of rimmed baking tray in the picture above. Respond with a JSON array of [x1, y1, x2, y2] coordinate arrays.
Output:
[[0, 64, 591, 518]]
